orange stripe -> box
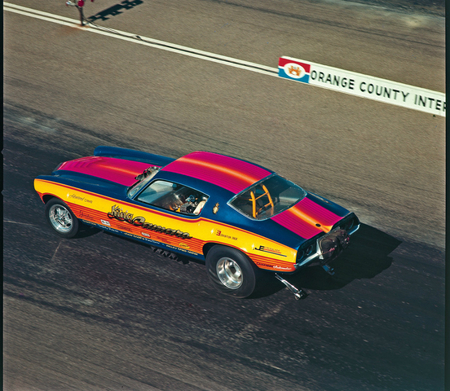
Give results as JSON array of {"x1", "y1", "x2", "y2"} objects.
[
  {"x1": 249, "y1": 253, "x2": 296, "y2": 271},
  {"x1": 289, "y1": 206, "x2": 333, "y2": 233},
  {"x1": 177, "y1": 156, "x2": 260, "y2": 185}
]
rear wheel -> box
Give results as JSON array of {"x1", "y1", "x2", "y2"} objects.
[
  {"x1": 206, "y1": 246, "x2": 259, "y2": 298},
  {"x1": 45, "y1": 198, "x2": 80, "y2": 238}
]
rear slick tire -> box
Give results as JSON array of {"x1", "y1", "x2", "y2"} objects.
[{"x1": 206, "y1": 245, "x2": 259, "y2": 298}]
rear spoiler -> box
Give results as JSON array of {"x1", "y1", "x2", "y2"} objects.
[{"x1": 94, "y1": 146, "x2": 175, "y2": 167}]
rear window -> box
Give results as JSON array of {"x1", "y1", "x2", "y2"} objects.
[{"x1": 229, "y1": 174, "x2": 306, "y2": 220}]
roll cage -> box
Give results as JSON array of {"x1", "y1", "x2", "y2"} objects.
[{"x1": 228, "y1": 174, "x2": 307, "y2": 221}]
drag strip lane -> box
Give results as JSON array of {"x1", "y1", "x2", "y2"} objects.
[
  {"x1": 3, "y1": 99, "x2": 445, "y2": 391},
  {"x1": 4, "y1": 2, "x2": 278, "y2": 77}
]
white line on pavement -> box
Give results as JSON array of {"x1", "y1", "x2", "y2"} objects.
[{"x1": 4, "y1": 2, "x2": 278, "y2": 77}]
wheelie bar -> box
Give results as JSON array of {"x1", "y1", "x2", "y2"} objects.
[{"x1": 275, "y1": 274, "x2": 307, "y2": 300}]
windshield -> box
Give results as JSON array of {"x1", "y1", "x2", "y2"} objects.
[
  {"x1": 229, "y1": 174, "x2": 306, "y2": 220},
  {"x1": 127, "y1": 166, "x2": 160, "y2": 198}
]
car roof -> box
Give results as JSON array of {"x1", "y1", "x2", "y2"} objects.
[{"x1": 160, "y1": 151, "x2": 273, "y2": 194}]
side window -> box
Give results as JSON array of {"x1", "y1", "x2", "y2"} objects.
[{"x1": 137, "y1": 180, "x2": 209, "y2": 215}]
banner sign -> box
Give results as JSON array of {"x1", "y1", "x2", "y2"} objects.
[{"x1": 278, "y1": 56, "x2": 445, "y2": 117}]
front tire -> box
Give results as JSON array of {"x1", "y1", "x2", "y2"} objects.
[
  {"x1": 206, "y1": 246, "x2": 259, "y2": 298},
  {"x1": 45, "y1": 198, "x2": 80, "y2": 238}
]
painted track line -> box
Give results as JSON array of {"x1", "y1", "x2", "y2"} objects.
[{"x1": 4, "y1": 2, "x2": 278, "y2": 77}]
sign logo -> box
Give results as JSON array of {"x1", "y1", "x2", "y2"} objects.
[
  {"x1": 285, "y1": 63, "x2": 306, "y2": 79},
  {"x1": 278, "y1": 57, "x2": 311, "y2": 83}
]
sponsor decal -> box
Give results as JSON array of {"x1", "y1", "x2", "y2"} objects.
[
  {"x1": 215, "y1": 229, "x2": 237, "y2": 240},
  {"x1": 254, "y1": 245, "x2": 286, "y2": 257},
  {"x1": 179, "y1": 243, "x2": 190, "y2": 249},
  {"x1": 107, "y1": 204, "x2": 192, "y2": 239},
  {"x1": 254, "y1": 262, "x2": 293, "y2": 271},
  {"x1": 100, "y1": 219, "x2": 111, "y2": 226},
  {"x1": 255, "y1": 262, "x2": 273, "y2": 268},
  {"x1": 141, "y1": 232, "x2": 150, "y2": 238},
  {"x1": 79, "y1": 210, "x2": 94, "y2": 220},
  {"x1": 278, "y1": 56, "x2": 446, "y2": 117},
  {"x1": 273, "y1": 265, "x2": 292, "y2": 270},
  {"x1": 67, "y1": 193, "x2": 93, "y2": 203}
]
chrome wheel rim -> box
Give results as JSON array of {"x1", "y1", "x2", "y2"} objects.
[
  {"x1": 49, "y1": 204, "x2": 73, "y2": 233},
  {"x1": 216, "y1": 257, "x2": 243, "y2": 289}
]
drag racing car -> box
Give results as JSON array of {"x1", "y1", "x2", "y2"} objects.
[{"x1": 34, "y1": 147, "x2": 360, "y2": 299}]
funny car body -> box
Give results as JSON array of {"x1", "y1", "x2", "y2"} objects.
[{"x1": 34, "y1": 147, "x2": 360, "y2": 299}]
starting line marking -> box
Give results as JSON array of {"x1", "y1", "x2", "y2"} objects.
[{"x1": 4, "y1": 2, "x2": 445, "y2": 116}]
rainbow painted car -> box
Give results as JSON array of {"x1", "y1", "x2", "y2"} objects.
[{"x1": 34, "y1": 147, "x2": 360, "y2": 298}]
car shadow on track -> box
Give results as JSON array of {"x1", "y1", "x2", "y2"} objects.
[
  {"x1": 86, "y1": 223, "x2": 400, "y2": 300},
  {"x1": 252, "y1": 223, "x2": 401, "y2": 299},
  {"x1": 76, "y1": 224, "x2": 103, "y2": 238},
  {"x1": 87, "y1": 0, "x2": 143, "y2": 22}
]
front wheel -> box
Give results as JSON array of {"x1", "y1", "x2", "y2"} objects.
[
  {"x1": 206, "y1": 246, "x2": 259, "y2": 298},
  {"x1": 45, "y1": 198, "x2": 80, "y2": 238}
]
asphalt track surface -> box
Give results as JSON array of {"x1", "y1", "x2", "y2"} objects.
[{"x1": 3, "y1": 1, "x2": 445, "y2": 390}]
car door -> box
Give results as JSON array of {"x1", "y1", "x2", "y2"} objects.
[{"x1": 118, "y1": 179, "x2": 209, "y2": 256}]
